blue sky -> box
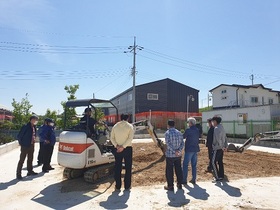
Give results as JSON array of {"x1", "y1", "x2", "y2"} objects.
[{"x1": 0, "y1": 0, "x2": 279, "y2": 115}]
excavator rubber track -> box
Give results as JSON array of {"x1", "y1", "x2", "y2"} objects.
[
  {"x1": 63, "y1": 167, "x2": 84, "y2": 179},
  {"x1": 84, "y1": 162, "x2": 115, "y2": 183}
]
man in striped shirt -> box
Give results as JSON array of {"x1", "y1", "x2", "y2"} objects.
[{"x1": 164, "y1": 119, "x2": 184, "y2": 191}]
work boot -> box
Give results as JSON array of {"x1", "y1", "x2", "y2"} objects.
[
  {"x1": 164, "y1": 186, "x2": 174, "y2": 191},
  {"x1": 27, "y1": 171, "x2": 38, "y2": 176},
  {"x1": 189, "y1": 179, "x2": 196, "y2": 185}
]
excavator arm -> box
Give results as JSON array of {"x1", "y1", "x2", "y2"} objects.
[
  {"x1": 133, "y1": 120, "x2": 166, "y2": 155},
  {"x1": 227, "y1": 133, "x2": 264, "y2": 153}
]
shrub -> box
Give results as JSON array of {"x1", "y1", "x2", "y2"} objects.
[{"x1": 0, "y1": 133, "x2": 14, "y2": 145}]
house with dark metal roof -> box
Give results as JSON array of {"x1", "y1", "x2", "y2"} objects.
[{"x1": 109, "y1": 78, "x2": 199, "y2": 115}]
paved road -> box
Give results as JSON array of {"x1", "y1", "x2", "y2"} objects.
[{"x1": 0, "y1": 141, "x2": 279, "y2": 210}]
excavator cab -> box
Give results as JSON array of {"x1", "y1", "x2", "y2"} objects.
[{"x1": 58, "y1": 99, "x2": 118, "y2": 182}]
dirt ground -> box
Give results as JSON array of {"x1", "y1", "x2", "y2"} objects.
[
  {"x1": 59, "y1": 142, "x2": 280, "y2": 193},
  {"x1": 131, "y1": 142, "x2": 280, "y2": 186}
]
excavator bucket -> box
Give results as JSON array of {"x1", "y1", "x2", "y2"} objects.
[{"x1": 227, "y1": 133, "x2": 264, "y2": 153}]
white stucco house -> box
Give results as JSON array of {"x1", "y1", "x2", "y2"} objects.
[
  {"x1": 202, "y1": 84, "x2": 280, "y2": 137},
  {"x1": 209, "y1": 84, "x2": 280, "y2": 109}
]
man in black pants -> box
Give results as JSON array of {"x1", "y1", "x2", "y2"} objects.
[
  {"x1": 205, "y1": 118, "x2": 214, "y2": 172},
  {"x1": 211, "y1": 116, "x2": 228, "y2": 182},
  {"x1": 164, "y1": 119, "x2": 184, "y2": 191},
  {"x1": 39, "y1": 118, "x2": 56, "y2": 173},
  {"x1": 16, "y1": 115, "x2": 39, "y2": 180},
  {"x1": 110, "y1": 114, "x2": 134, "y2": 191},
  {"x1": 37, "y1": 118, "x2": 48, "y2": 166}
]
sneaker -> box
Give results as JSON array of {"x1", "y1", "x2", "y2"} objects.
[
  {"x1": 164, "y1": 186, "x2": 174, "y2": 191},
  {"x1": 17, "y1": 174, "x2": 23, "y2": 180},
  {"x1": 27, "y1": 171, "x2": 38, "y2": 176},
  {"x1": 212, "y1": 178, "x2": 223, "y2": 183},
  {"x1": 189, "y1": 180, "x2": 196, "y2": 184},
  {"x1": 42, "y1": 169, "x2": 49, "y2": 173},
  {"x1": 177, "y1": 184, "x2": 182, "y2": 189}
]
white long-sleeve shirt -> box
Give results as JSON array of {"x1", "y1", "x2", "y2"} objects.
[{"x1": 110, "y1": 121, "x2": 134, "y2": 148}]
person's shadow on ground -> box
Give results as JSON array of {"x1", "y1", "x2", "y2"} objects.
[
  {"x1": 215, "y1": 180, "x2": 242, "y2": 197},
  {"x1": 99, "y1": 190, "x2": 131, "y2": 209},
  {"x1": 0, "y1": 178, "x2": 19, "y2": 190},
  {"x1": 0, "y1": 172, "x2": 44, "y2": 190},
  {"x1": 185, "y1": 183, "x2": 209, "y2": 200},
  {"x1": 167, "y1": 189, "x2": 190, "y2": 208}
]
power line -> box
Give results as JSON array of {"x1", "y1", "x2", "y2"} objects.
[
  {"x1": 138, "y1": 54, "x2": 249, "y2": 79},
  {"x1": 143, "y1": 48, "x2": 248, "y2": 75},
  {"x1": 0, "y1": 26, "x2": 133, "y2": 39},
  {"x1": 0, "y1": 41, "x2": 127, "y2": 49},
  {"x1": 142, "y1": 48, "x2": 280, "y2": 81},
  {"x1": 0, "y1": 42, "x2": 127, "y2": 54},
  {"x1": 0, "y1": 68, "x2": 129, "y2": 80}
]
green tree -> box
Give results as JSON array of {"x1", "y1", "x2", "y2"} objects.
[
  {"x1": 0, "y1": 120, "x2": 14, "y2": 130},
  {"x1": 11, "y1": 93, "x2": 33, "y2": 129},
  {"x1": 44, "y1": 109, "x2": 58, "y2": 121},
  {"x1": 59, "y1": 85, "x2": 79, "y2": 129}
]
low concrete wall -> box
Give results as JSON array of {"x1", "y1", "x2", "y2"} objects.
[{"x1": 0, "y1": 141, "x2": 19, "y2": 156}]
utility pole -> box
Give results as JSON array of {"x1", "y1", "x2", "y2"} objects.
[
  {"x1": 250, "y1": 74, "x2": 254, "y2": 85},
  {"x1": 132, "y1": 37, "x2": 136, "y2": 123},
  {"x1": 125, "y1": 36, "x2": 143, "y2": 122}
]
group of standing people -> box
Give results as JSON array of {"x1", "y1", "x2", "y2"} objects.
[
  {"x1": 15, "y1": 112, "x2": 226, "y2": 192},
  {"x1": 16, "y1": 115, "x2": 56, "y2": 180},
  {"x1": 164, "y1": 116, "x2": 228, "y2": 190}
]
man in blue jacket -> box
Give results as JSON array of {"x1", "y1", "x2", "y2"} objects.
[
  {"x1": 16, "y1": 115, "x2": 39, "y2": 180},
  {"x1": 182, "y1": 117, "x2": 200, "y2": 185},
  {"x1": 37, "y1": 118, "x2": 48, "y2": 166},
  {"x1": 39, "y1": 118, "x2": 56, "y2": 173}
]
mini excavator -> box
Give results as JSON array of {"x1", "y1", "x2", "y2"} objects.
[
  {"x1": 57, "y1": 98, "x2": 166, "y2": 183},
  {"x1": 227, "y1": 133, "x2": 264, "y2": 153}
]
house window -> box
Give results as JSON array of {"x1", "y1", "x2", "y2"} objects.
[
  {"x1": 147, "y1": 93, "x2": 158, "y2": 100},
  {"x1": 221, "y1": 96, "x2": 227, "y2": 100},
  {"x1": 221, "y1": 89, "x2": 227, "y2": 94},
  {"x1": 251, "y1": 96, "x2": 258, "y2": 103},
  {"x1": 268, "y1": 98, "x2": 273, "y2": 104},
  {"x1": 128, "y1": 94, "x2": 132, "y2": 101},
  {"x1": 117, "y1": 99, "x2": 120, "y2": 105}
]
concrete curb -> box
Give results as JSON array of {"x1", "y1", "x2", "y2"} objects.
[{"x1": 0, "y1": 140, "x2": 19, "y2": 156}]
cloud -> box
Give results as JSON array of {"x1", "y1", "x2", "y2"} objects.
[{"x1": 0, "y1": 0, "x2": 62, "y2": 64}]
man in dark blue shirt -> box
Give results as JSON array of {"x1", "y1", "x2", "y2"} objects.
[
  {"x1": 39, "y1": 118, "x2": 56, "y2": 173},
  {"x1": 182, "y1": 117, "x2": 200, "y2": 184},
  {"x1": 206, "y1": 118, "x2": 214, "y2": 172}
]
